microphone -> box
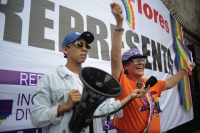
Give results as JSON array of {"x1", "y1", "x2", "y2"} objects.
[{"x1": 145, "y1": 76, "x2": 158, "y2": 88}]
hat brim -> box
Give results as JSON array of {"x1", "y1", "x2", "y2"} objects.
[{"x1": 131, "y1": 54, "x2": 147, "y2": 59}]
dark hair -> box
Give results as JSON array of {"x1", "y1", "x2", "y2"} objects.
[
  {"x1": 63, "y1": 45, "x2": 70, "y2": 58},
  {"x1": 123, "y1": 61, "x2": 130, "y2": 75},
  {"x1": 124, "y1": 69, "x2": 129, "y2": 75}
]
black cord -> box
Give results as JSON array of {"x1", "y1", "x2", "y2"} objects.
[{"x1": 92, "y1": 93, "x2": 139, "y2": 118}]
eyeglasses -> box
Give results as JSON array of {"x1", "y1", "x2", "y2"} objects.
[
  {"x1": 132, "y1": 58, "x2": 147, "y2": 64},
  {"x1": 69, "y1": 41, "x2": 92, "y2": 50}
]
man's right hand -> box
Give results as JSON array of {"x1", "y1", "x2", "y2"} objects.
[
  {"x1": 57, "y1": 89, "x2": 82, "y2": 117},
  {"x1": 65, "y1": 89, "x2": 82, "y2": 111}
]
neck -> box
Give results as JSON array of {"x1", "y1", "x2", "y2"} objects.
[
  {"x1": 127, "y1": 75, "x2": 141, "y2": 83},
  {"x1": 65, "y1": 63, "x2": 82, "y2": 74}
]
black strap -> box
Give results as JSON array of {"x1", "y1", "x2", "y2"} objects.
[{"x1": 89, "y1": 120, "x2": 93, "y2": 133}]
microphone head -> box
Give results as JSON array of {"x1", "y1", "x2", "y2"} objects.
[{"x1": 145, "y1": 76, "x2": 157, "y2": 87}]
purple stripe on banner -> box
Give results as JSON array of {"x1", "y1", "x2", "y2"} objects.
[
  {"x1": 1, "y1": 128, "x2": 42, "y2": 133},
  {"x1": 102, "y1": 119, "x2": 115, "y2": 131},
  {"x1": 0, "y1": 69, "x2": 43, "y2": 86}
]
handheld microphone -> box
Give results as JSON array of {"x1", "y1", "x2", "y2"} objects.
[{"x1": 145, "y1": 76, "x2": 158, "y2": 88}]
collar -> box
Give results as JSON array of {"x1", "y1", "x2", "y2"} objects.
[{"x1": 57, "y1": 65, "x2": 70, "y2": 78}]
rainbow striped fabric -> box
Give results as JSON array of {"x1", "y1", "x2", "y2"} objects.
[
  {"x1": 171, "y1": 15, "x2": 192, "y2": 111},
  {"x1": 142, "y1": 91, "x2": 153, "y2": 133},
  {"x1": 121, "y1": 0, "x2": 135, "y2": 30}
]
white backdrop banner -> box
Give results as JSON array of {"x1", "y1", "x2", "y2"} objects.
[{"x1": 0, "y1": 0, "x2": 193, "y2": 132}]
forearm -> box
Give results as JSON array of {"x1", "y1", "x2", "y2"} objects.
[
  {"x1": 57, "y1": 103, "x2": 70, "y2": 117},
  {"x1": 165, "y1": 68, "x2": 187, "y2": 90},
  {"x1": 111, "y1": 22, "x2": 123, "y2": 62},
  {"x1": 31, "y1": 101, "x2": 61, "y2": 127}
]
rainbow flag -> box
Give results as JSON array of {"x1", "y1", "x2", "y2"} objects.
[
  {"x1": 171, "y1": 15, "x2": 192, "y2": 111},
  {"x1": 121, "y1": 0, "x2": 135, "y2": 30}
]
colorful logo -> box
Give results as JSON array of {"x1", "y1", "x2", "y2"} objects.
[
  {"x1": 121, "y1": 0, "x2": 135, "y2": 30},
  {"x1": 0, "y1": 100, "x2": 13, "y2": 124}
]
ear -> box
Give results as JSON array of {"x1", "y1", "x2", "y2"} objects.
[{"x1": 62, "y1": 46, "x2": 69, "y2": 56}]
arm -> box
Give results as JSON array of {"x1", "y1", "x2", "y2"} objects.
[
  {"x1": 30, "y1": 76, "x2": 60, "y2": 127},
  {"x1": 110, "y1": 2, "x2": 124, "y2": 80},
  {"x1": 164, "y1": 62, "x2": 196, "y2": 91},
  {"x1": 30, "y1": 75, "x2": 81, "y2": 127},
  {"x1": 120, "y1": 88, "x2": 148, "y2": 105},
  {"x1": 99, "y1": 86, "x2": 150, "y2": 117}
]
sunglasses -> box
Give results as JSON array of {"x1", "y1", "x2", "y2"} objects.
[
  {"x1": 132, "y1": 58, "x2": 147, "y2": 64},
  {"x1": 69, "y1": 41, "x2": 92, "y2": 50}
]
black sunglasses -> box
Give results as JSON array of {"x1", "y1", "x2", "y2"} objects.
[{"x1": 69, "y1": 41, "x2": 92, "y2": 50}]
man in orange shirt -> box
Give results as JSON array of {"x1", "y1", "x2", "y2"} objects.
[{"x1": 110, "y1": 2, "x2": 196, "y2": 133}]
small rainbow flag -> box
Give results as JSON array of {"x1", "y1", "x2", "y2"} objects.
[
  {"x1": 121, "y1": 0, "x2": 135, "y2": 30},
  {"x1": 171, "y1": 15, "x2": 192, "y2": 111}
]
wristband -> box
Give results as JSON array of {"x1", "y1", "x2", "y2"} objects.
[
  {"x1": 182, "y1": 67, "x2": 189, "y2": 73},
  {"x1": 115, "y1": 27, "x2": 124, "y2": 32}
]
